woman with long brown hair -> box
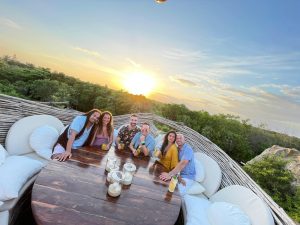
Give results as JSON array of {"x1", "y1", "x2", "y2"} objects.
[
  {"x1": 52, "y1": 109, "x2": 101, "y2": 161},
  {"x1": 158, "y1": 130, "x2": 178, "y2": 171},
  {"x1": 89, "y1": 111, "x2": 114, "y2": 150}
]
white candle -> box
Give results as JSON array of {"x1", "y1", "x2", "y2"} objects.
[{"x1": 108, "y1": 182, "x2": 121, "y2": 197}]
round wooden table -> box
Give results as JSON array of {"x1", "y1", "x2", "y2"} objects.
[{"x1": 31, "y1": 146, "x2": 182, "y2": 225}]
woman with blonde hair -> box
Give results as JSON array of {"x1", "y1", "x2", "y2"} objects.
[{"x1": 89, "y1": 111, "x2": 114, "y2": 150}]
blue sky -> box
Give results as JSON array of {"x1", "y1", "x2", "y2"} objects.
[{"x1": 1, "y1": 0, "x2": 300, "y2": 137}]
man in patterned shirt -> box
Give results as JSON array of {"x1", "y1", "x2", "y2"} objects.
[{"x1": 116, "y1": 114, "x2": 141, "y2": 150}]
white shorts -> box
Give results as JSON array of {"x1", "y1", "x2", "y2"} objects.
[
  {"x1": 52, "y1": 144, "x2": 66, "y2": 155},
  {"x1": 178, "y1": 178, "x2": 194, "y2": 196}
]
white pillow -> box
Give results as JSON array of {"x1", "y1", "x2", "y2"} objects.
[
  {"x1": 60, "y1": 125, "x2": 68, "y2": 135},
  {"x1": 207, "y1": 202, "x2": 251, "y2": 225},
  {"x1": 0, "y1": 156, "x2": 43, "y2": 201},
  {"x1": 184, "y1": 194, "x2": 211, "y2": 225},
  {"x1": 29, "y1": 125, "x2": 59, "y2": 160},
  {"x1": 155, "y1": 133, "x2": 165, "y2": 150},
  {"x1": 0, "y1": 144, "x2": 7, "y2": 166},
  {"x1": 194, "y1": 158, "x2": 205, "y2": 182},
  {"x1": 187, "y1": 181, "x2": 206, "y2": 195},
  {"x1": 0, "y1": 200, "x2": 3, "y2": 206},
  {"x1": 113, "y1": 128, "x2": 118, "y2": 146}
]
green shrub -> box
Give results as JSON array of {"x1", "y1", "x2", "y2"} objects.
[{"x1": 244, "y1": 155, "x2": 300, "y2": 222}]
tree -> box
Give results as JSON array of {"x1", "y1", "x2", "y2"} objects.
[{"x1": 244, "y1": 155, "x2": 300, "y2": 222}]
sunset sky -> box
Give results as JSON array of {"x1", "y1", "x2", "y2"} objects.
[{"x1": 1, "y1": 0, "x2": 300, "y2": 137}]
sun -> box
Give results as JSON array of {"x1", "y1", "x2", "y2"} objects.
[{"x1": 123, "y1": 72, "x2": 155, "y2": 96}]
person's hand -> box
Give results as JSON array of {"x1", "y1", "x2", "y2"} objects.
[
  {"x1": 159, "y1": 172, "x2": 171, "y2": 181},
  {"x1": 178, "y1": 176, "x2": 186, "y2": 186},
  {"x1": 132, "y1": 149, "x2": 138, "y2": 157},
  {"x1": 117, "y1": 144, "x2": 121, "y2": 150},
  {"x1": 57, "y1": 151, "x2": 72, "y2": 162}
]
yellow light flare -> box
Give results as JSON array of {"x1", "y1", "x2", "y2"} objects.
[{"x1": 123, "y1": 72, "x2": 155, "y2": 96}]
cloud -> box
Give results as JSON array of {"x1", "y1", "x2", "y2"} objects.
[
  {"x1": 72, "y1": 46, "x2": 102, "y2": 58},
  {"x1": 248, "y1": 83, "x2": 300, "y2": 103},
  {"x1": 126, "y1": 58, "x2": 141, "y2": 68},
  {"x1": 163, "y1": 48, "x2": 207, "y2": 62},
  {"x1": 162, "y1": 72, "x2": 300, "y2": 137},
  {"x1": 170, "y1": 76, "x2": 197, "y2": 87},
  {"x1": 214, "y1": 52, "x2": 300, "y2": 71},
  {"x1": 0, "y1": 17, "x2": 21, "y2": 30}
]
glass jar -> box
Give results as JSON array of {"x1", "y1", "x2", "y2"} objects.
[
  {"x1": 106, "y1": 166, "x2": 120, "y2": 183},
  {"x1": 122, "y1": 162, "x2": 136, "y2": 185},
  {"x1": 105, "y1": 156, "x2": 117, "y2": 172},
  {"x1": 108, "y1": 171, "x2": 123, "y2": 197}
]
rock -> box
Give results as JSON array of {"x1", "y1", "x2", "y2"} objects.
[{"x1": 247, "y1": 145, "x2": 300, "y2": 186}]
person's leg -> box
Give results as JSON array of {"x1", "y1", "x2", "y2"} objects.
[
  {"x1": 178, "y1": 178, "x2": 194, "y2": 196},
  {"x1": 51, "y1": 144, "x2": 65, "y2": 159}
]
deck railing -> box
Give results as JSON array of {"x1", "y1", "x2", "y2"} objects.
[{"x1": 0, "y1": 94, "x2": 296, "y2": 225}]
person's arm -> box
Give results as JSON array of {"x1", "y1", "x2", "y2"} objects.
[
  {"x1": 58, "y1": 130, "x2": 77, "y2": 161},
  {"x1": 159, "y1": 159, "x2": 189, "y2": 181},
  {"x1": 141, "y1": 137, "x2": 155, "y2": 156},
  {"x1": 129, "y1": 141, "x2": 139, "y2": 156},
  {"x1": 141, "y1": 143, "x2": 149, "y2": 156},
  {"x1": 130, "y1": 133, "x2": 142, "y2": 156},
  {"x1": 129, "y1": 141, "x2": 134, "y2": 152}
]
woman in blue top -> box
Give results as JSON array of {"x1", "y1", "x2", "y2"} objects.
[{"x1": 52, "y1": 109, "x2": 101, "y2": 161}]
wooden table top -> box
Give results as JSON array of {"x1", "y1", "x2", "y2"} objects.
[{"x1": 31, "y1": 146, "x2": 182, "y2": 225}]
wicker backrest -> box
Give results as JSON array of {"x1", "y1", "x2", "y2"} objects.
[{"x1": 0, "y1": 94, "x2": 295, "y2": 225}]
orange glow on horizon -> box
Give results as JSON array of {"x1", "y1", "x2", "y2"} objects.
[{"x1": 123, "y1": 72, "x2": 155, "y2": 96}]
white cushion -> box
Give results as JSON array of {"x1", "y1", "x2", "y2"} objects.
[
  {"x1": 0, "y1": 210, "x2": 9, "y2": 225},
  {"x1": 184, "y1": 194, "x2": 211, "y2": 225},
  {"x1": 0, "y1": 144, "x2": 6, "y2": 166},
  {"x1": 210, "y1": 185, "x2": 274, "y2": 225},
  {"x1": 194, "y1": 158, "x2": 205, "y2": 182},
  {"x1": 23, "y1": 152, "x2": 48, "y2": 165},
  {"x1": 60, "y1": 125, "x2": 68, "y2": 135},
  {"x1": 207, "y1": 202, "x2": 251, "y2": 225},
  {"x1": 194, "y1": 152, "x2": 222, "y2": 197},
  {"x1": 5, "y1": 115, "x2": 64, "y2": 155},
  {"x1": 187, "y1": 181, "x2": 206, "y2": 195},
  {"x1": 0, "y1": 201, "x2": 3, "y2": 206},
  {"x1": 154, "y1": 133, "x2": 165, "y2": 149},
  {"x1": 113, "y1": 128, "x2": 118, "y2": 146},
  {"x1": 0, "y1": 156, "x2": 43, "y2": 201},
  {"x1": 29, "y1": 125, "x2": 59, "y2": 160}
]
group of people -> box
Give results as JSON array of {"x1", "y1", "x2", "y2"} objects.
[{"x1": 52, "y1": 111, "x2": 196, "y2": 195}]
